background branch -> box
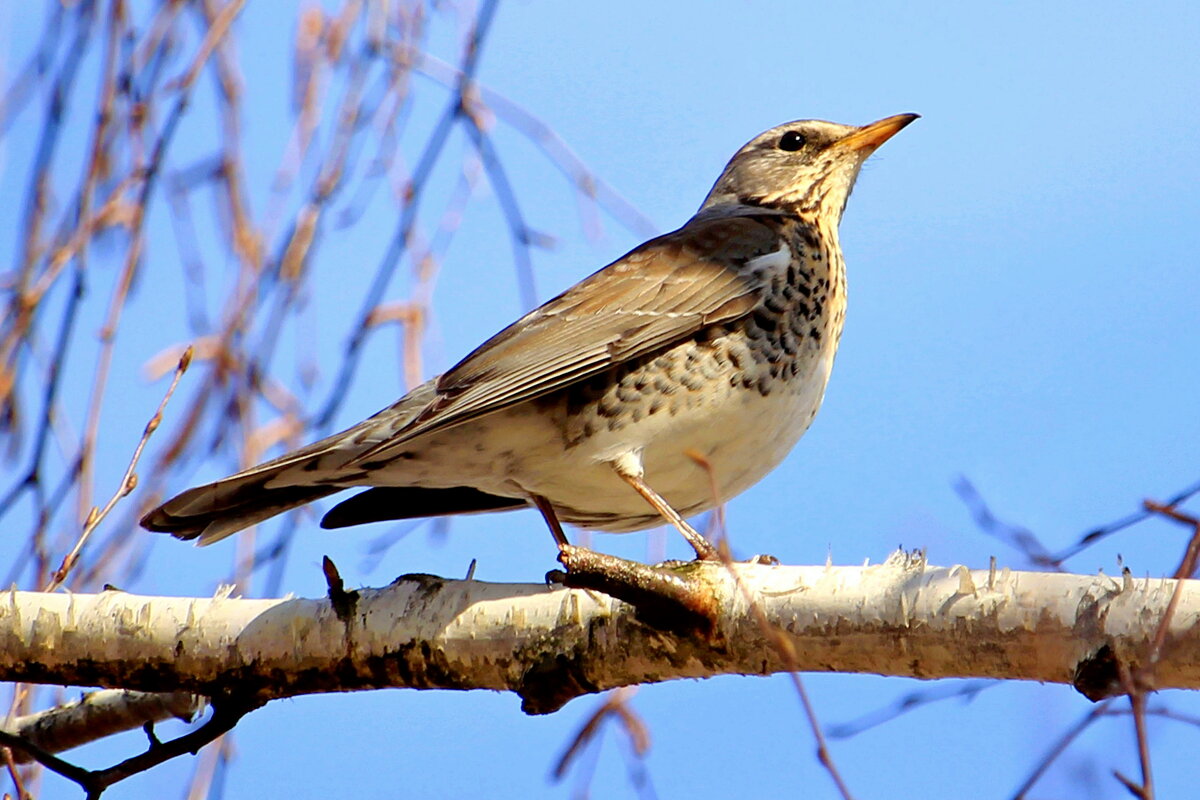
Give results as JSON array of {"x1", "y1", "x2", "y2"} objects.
[{"x1": 2, "y1": 690, "x2": 204, "y2": 765}]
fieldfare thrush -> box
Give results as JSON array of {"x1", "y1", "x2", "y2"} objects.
[{"x1": 142, "y1": 113, "x2": 918, "y2": 562}]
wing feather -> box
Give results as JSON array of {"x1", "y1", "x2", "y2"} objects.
[{"x1": 350, "y1": 214, "x2": 785, "y2": 465}]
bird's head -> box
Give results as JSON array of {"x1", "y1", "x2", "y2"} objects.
[{"x1": 700, "y1": 113, "x2": 918, "y2": 220}]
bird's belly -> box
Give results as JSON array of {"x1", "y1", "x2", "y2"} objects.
[
  {"x1": 365, "y1": 341, "x2": 836, "y2": 532},
  {"x1": 575, "y1": 363, "x2": 830, "y2": 527},
  {"x1": 530, "y1": 341, "x2": 836, "y2": 531}
]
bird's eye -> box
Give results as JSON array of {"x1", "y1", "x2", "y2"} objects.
[{"x1": 778, "y1": 131, "x2": 806, "y2": 151}]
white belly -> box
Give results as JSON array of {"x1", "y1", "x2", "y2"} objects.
[
  {"x1": 445, "y1": 346, "x2": 837, "y2": 531},
  {"x1": 356, "y1": 337, "x2": 838, "y2": 532}
]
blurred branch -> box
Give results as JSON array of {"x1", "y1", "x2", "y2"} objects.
[
  {"x1": 2, "y1": 690, "x2": 204, "y2": 766},
  {"x1": 0, "y1": 696, "x2": 256, "y2": 800},
  {"x1": 955, "y1": 475, "x2": 1200, "y2": 569},
  {"x1": 410, "y1": 49, "x2": 658, "y2": 240},
  {"x1": 313, "y1": 0, "x2": 501, "y2": 430},
  {"x1": 552, "y1": 687, "x2": 650, "y2": 792}
]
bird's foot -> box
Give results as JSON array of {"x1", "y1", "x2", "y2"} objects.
[
  {"x1": 651, "y1": 558, "x2": 696, "y2": 570},
  {"x1": 654, "y1": 552, "x2": 779, "y2": 568}
]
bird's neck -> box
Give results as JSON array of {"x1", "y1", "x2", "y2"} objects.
[
  {"x1": 695, "y1": 200, "x2": 848, "y2": 322},
  {"x1": 792, "y1": 212, "x2": 848, "y2": 349}
]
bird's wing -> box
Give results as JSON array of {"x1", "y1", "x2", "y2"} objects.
[{"x1": 350, "y1": 213, "x2": 787, "y2": 465}]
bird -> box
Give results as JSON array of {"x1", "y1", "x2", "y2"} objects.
[{"x1": 142, "y1": 113, "x2": 917, "y2": 562}]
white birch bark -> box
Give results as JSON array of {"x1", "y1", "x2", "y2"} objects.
[{"x1": 2, "y1": 553, "x2": 1196, "y2": 719}]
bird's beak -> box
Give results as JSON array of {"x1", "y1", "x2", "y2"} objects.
[{"x1": 838, "y1": 113, "x2": 920, "y2": 153}]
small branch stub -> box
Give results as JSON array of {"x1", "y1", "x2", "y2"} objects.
[{"x1": 322, "y1": 555, "x2": 359, "y2": 623}]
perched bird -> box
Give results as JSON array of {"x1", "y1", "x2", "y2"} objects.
[{"x1": 142, "y1": 113, "x2": 917, "y2": 560}]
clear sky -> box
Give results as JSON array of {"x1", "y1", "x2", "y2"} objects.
[{"x1": 3, "y1": 1, "x2": 1200, "y2": 798}]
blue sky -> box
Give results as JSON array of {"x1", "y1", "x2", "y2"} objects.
[{"x1": 3, "y1": 1, "x2": 1200, "y2": 797}]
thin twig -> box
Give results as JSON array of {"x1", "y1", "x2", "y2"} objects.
[
  {"x1": 461, "y1": 112, "x2": 541, "y2": 310},
  {"x1": 1010, "y1": 700, "x2": 1114, "y2": 800},
  {"x1": 46, "y1": 347, "x2": 191, "y2": 591},
  {"x1": 315, "y1": 0, "x2": 500, "y2": 430},
  {"x1": 685, "y1": 448, "x2": 853, "y2": 797},
  {"x1": 1142, "y1": 500, "x2": 1200, "y2": 666},
  {"x1": 1116, "y1": 660, "x2": 1153, "y2": 800},
  {"x1": 722, "y1": 548, "x2": 855, "y2": 800},
  {"x1": 552, "y1": 686, "x2": 644, "y2": 781}
]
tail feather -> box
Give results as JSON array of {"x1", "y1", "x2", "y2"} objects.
[
  {"x1": 140, "y1": 381, "x2": 496, "y2": 544},
  {"x1": 141, "y1": 471, "x2": 340, "y2": 545},
  {"x1": 321, "y1": 486, "x2": 527, "y2": 529},
  {"x1": 139, "y1": 390, "x2": 432, "y2": 544}
]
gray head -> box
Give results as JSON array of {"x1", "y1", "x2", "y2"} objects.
[{"x1": 701, "y1": 113, "x2": 918, "y2": 220}]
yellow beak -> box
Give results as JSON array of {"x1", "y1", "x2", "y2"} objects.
[{"x1": 838, "y1": 113, "x2": 920, "y2": 153}]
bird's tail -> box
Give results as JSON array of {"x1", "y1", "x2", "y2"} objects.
[
  {"x1": 139, "y1": 417, "x2": 376, "y2": 545},
  {"x1": 140, "y1": 464, "x2": 341, "y2": 546},
  {"x1": 142, "y1": 383, "x2": 438, "y2": 545}
]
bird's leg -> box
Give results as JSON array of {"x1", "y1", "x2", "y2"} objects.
[
  {"x1": 530, "y1": 494, "x2": 570, "y2": 549},
  {"x1": 610, "y1": 460, "x2": 719, "y2": 561},
  {"x1": 536, "y1": 485, "x2": 719, "y2": 635}
]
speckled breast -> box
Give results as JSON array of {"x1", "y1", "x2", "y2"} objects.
[{"x1": 551, "y1": 219, "x2": 847, "y2": 527}]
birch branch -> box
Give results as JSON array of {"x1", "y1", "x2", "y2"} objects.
[
  {"x1": 3, "y1": 552, "x2": 1198, "y2": 718},
  {"x1": 2, "y1": 690, "x2": 204, "y2": 764}
]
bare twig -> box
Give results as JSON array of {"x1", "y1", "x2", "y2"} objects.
[
  {"x1": 687, "y1": 447, "x2": 852, "y2": 798},
  {"x1": 552, "y1": 687, "x2": 648, "y2": 782},
  {"x1": 717, "y1": 543, "x2": 856, "y2": 800},
  {"x1": 826, "y1": 680, "x2": 994, "y2": 739},
  {"x1": 1142, "y1": 500, "x2": 1200, "y2": 666},
  {"x1": 314, "y1": 0, "x2": 501, "y2": 430},
  {"x1": 46, "y1": 346, "x2": 191, "y2": 591},
  {"x1": 1011, "y1": 700, "x2": 1115, "y2": 800},
  {"x1": 1116, "y1": 659, "x2": 1153, "y2": 800},
  {"x1": 954, "y1": 477, "x2": 1059, "y2": 568}
]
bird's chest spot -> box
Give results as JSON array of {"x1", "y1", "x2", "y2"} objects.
[
  {"x1": 739, "y1": 245, "x2": 844, "y2": 384},
  {"x1": 556, "y1": 225, "x2": 844, "y2": 450},
  {"x1": 557, "y1": 339, "x2": 738, "y2": 446}
]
